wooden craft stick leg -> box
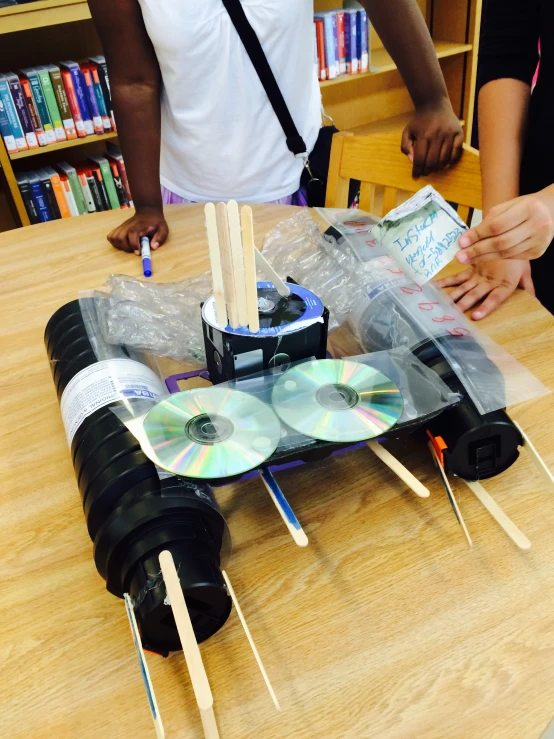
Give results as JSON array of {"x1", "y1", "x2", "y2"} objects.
[
  {"x1": 428, "y1": 442, "x2": 473, "y2": 548},
  {"x1": 513, "y1": 420, "x2": 554, "y2": 492},
  {"x1": 240, "y1": 205, "x2": 260, "y2": 333},
  {"x1": 462, "y1": 479, "x2": 531, "y2": 551},
  {"x1": 367, "y1": 439, "x2": 430, "y2": 498},
  {"x1": 259, "y1": 468, "x2": 308, "y2": 547},
  {"x1": 216, "y1": 202, "x2": 239, "y2": 328},
  {"x1": 159, "y1": 551, "x2": 219, "y2": 739},
  {"x1": 222, "y1": 571, "x2": 281, "y2": 711},
  {"x1": 204, "y1": 203, "x2": 227, "y2": 329},
  {"x1": 123, "y1": 594, "x2": 165, "y2": 739},
  {"x1": 227, "y1": 200, "x2": 248, "y2": 327},
  {"x1": 254, "y1": 249, "x2": 290, "y2": 297}
]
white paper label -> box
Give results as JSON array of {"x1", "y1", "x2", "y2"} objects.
[{"x1": 60, "y1": 359, "x2": 166, "y2": 446}]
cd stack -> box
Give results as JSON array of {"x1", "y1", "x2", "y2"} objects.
[{"x1": 45, "y1": 300, "x2": 232, "y2": 655}]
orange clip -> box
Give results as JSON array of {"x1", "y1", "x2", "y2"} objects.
[{"x1": 426, "y1": 430, "x2": 447, "y2": 467}]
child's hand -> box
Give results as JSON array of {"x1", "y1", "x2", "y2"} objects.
[
  {"x1": 107, "y1": 206, "x2": 169, "y2": 254},
  {"x1": 456, "y1": 187, "x2": 554, "y2": 264},
  {"x1": 436, "y1": 260, "x2": 534, "y2": 320},
  {"x1": 402, "y1": 99, "x2": 464, "y2": 178}
]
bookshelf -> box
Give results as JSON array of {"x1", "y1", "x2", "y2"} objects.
[{"x1": 0, "y1": 0, "x2": 481, "y2": 230}]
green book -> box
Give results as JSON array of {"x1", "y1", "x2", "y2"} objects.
[
  {"x1": 19, "y1": 68, "x2": 56, "y2": 145},
  {"x1": 35, "y1": 66, "x2": 65, "y2": 141},
  {"x1": 47, "y1": 64, "x2": 76, "y2": 139},
  {"x1": 57, "y1": 161, "x2": 87, "y2": 216},
  {"x1": 88, "y1": 155, "x2": 120, "y2": 210}
]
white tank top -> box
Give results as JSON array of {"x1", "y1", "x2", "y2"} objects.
[{"x1": 137, "y1": 0, "x2": 322, "y2": 202}]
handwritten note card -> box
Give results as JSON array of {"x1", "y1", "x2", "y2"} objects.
[{"x1": 374, "y1": 186, "x2": 468, "y2": 285}]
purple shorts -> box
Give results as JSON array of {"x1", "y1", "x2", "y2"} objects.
[{"x1": 161, "y1": 185, "x2": 308, "y2": 207}]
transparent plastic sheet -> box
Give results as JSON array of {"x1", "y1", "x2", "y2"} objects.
[
  {"x1": 262, "y1": 209, "x2": 550, "y2": 414},
  {"x1": 89, "y1": 273, "x2": 214, "y2": 363},
  {"x1": 110, "y1": 349, "x2": 458, "y2": 480}
]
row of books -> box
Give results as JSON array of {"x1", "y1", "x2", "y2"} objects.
[
  {"x1": 313, "y1": 8, "x2": 370, "y2": 81},
  {"x1": 0, "y1": 57, "x2": 114, "y2": 155},
  {"x1": 16, "y1": 144, "x2": 132, "y2": 224}
]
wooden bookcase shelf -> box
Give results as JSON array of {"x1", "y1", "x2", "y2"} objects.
[
  {"x1": 0, "y1": 0, "x2": 90, "y2": 35},
  {"x1": 9, "y1": 131, "x2": 118, "y2": 160},
  {"x1": 0, "y1": 0, "x2": 481, "y2": 230}
]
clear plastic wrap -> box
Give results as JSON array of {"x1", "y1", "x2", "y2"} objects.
[{"x1": 111, "y1": 349, "x2": 459, "y2": 480}]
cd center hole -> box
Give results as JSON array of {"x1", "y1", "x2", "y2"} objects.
[
  {"x1": 330, "y1": 390, "x2": 347, "y2": 403},
  {"x1": 201, "y1": 422, "x2": 218, "y2": 438}
]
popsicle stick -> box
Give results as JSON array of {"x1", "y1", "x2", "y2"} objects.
[
  {"x1": 221, "y1": 570, "x2": 281, "y2": 711},
  {"x1": 462, "y1": 479, "x2": 531, "y2": 550},
  {"x1": 205, "y1": 203, "x2": 227, "y2": 329},
  {"x1": 514, "y1": 420, "x2": 554, "y2": 492},
  {"x1": 240, "y1": 205, "x2": 260, "y2": 333},
  {"x1": 159, "y1": 551, "x2": 219, "y2": 739},
  {"x1": 227, "y1": 200, "x2": 248, "y2": 327},
  {"x1": 123, "y1": 594, "x2": 165, "y2": 739},
  {"x1": 254, "y1": 249, "x2": 290, "y2": 297},
  {"x1": 259, "y1": 468, "x2": 308, "y2": 547},
  {"x1": 367, "y1": 439, "x2": 430, "y2": 498},
  {"x1": 216, "y1": 202, "x2": 239, "y2": 329},
  {"x1": 428, "y1": 442, "x2": 473, "y2": 548}
]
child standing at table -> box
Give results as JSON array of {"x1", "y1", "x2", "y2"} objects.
[{"x1": 88, "y1": 0, "x2": 463, "y2": 255}]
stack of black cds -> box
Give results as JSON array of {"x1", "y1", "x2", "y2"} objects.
[{"x1": 45, "y1": 299, "x2": 232, "y2": 655}]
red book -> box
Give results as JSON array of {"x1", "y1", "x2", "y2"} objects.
[
  {"x1": 315, "y1": 19, "x2": 327, "y2": 81},
  {"x1": 336, "y1": 11, "x2": 346, "y2": 75},
  {"x1": 107, "y1": 153, "x2": 133, "y2": 208},
  {"x1": 20, "y1": 78, "x2": 47, "y2": 146},
  {"x1": 61, "y1": 70, "x2": 86, "y2": 138}
]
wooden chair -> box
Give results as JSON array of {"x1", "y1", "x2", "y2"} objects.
[{"x1": 325, "y1": 131, "x2": 482, "y2": 223}]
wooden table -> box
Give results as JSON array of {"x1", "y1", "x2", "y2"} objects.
[{"x1": 1, "y1": 204, "x2": 554, "y2": 739}]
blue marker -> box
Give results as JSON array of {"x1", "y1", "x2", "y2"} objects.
[{"x1": 140, "y1": 236, "x2": 152, "y2": 278}]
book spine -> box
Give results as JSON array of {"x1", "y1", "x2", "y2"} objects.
[
  {"x1": 359, "y1": 10, "x2": 369, "y2": 73},
  {"x1": 80, "y1": 67, "x2": 104, "y2": 134},
  {"x1": 109, "y1": 155, "x2": 133, "y2": 208},
  {"x1": 7, "y1": 74, "x2": 38, "y2": 149},
  {"x1": 109, "y1": 161, "x2": 129, "y2": 208},
  {"x1": 0, "y1": 77, "x2": 27, "y2": 151},
  {"x1": 91, "y1": 67, "x2": 112, "y2": 131},
  {"x1": 87, "y1": 173, "x2": 103, "y2": 212},
  {"x1": 49, "y1": 172, "x2": 71, "y2": 218},
  {"x1": 60, "y1": 70, "x2": 86, "y2": 138},
  {"x1": 98, "y1": 61, "x2": 115, "y2": 130},
  {"x1": 17, "y1": 176, "x2": 41, "y2": 224},
  {"x1": 336, "y1": 12, "x2": 346, "y2": 75},
  {"x1": 60, "y1": 166, "x2": 87, "y2": 214},
  {"x1": 315, "y1": 20, "x2": 327, "y2": 81},
  {"x1": 40, "y1": 174, "x2": 62, "y2": 219},
  {"x1": 69, "y1": 65, "x2": 94, "y2": 135},
  {"x1": 21, "y1": 78, "x2": 47, "y2": 146},
  {"x1": 350, "y1": 12, "x2": 359, "y2": 74},
  {"x1": 59, "y1": 175, "x2": 79, "y2": 216},
  {"x1": 49, "y1": 67, "x2": 77, "y2": 139},
  {"x1": 0, "y1": 97, "x2": 17, "y2": 153},
  {"x1": 92, "y1": 168, "x2": 110, "y2": 211},
  {"x1": 26, "y1": 71, "x2": 56, "y2": 144},
  {"x1": 29, "y1": 177, "x2": 53, "y2": 222},
  {"x1": 331, "y1": 14, "x2": 340, "y2": 78},
  {"x1": 95, "y1": 158, "x2": 119, "y2": 209},
  {"x1": 37, "y1": 68, "x2": 66, "y2": 141},
  {"x1": 78, "y1": 172, "x2": 97, "y2": 212},
  {"x1": 324, "y1": 15, "x2": 338, "y2": 80}
]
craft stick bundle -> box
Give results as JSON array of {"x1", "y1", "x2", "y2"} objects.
[{"x1": 205, "y1": 201, "x2": 290, "y2": 334}]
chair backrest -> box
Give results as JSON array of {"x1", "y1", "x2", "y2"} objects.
[{"x1": 325, "y1": 131, "x2": 482, "y2": 223}]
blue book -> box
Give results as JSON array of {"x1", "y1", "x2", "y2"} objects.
[
  {"x1": 0, "y1": 96, "x2": 17, "y2": 154},
  {"x1": 80, "y1": 65, "x2": 104, "y2": 134},
  {"x1": 357, "y1": 10, "x2": 369, "y2": 73},
  {"x1": 0, "y1": 74, "x2": 26, "y2": 151},
  {"x1": 60, "y1": 61, "x2": 94, "y2": 135},
  {"x1": 344, "y1": 10, "x2": 359, "y2": 74},
  {"x1": 20, "y1": 68, "x2": 57, "y2": 145},
  {"x1": 27, "y1": 171, "x2": 53, "y2": 222},
  {"x1": 315, "y1": 12, "x2": 338, "y2": 80}
]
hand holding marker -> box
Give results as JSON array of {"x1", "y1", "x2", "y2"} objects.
[{"x1": 140, "y1": 236, "x2": 152, "y2": 278}]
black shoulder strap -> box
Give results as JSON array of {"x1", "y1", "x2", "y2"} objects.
[{"x1": 220, "y1": 0, "x2": 308, "y2": 156}]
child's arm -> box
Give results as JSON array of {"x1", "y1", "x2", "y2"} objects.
[
  {"x1": 88, "y1": 0, "x2": 168, "y2": 253},
  {"x1": 360, "y1": 0, "x2": 463, "y2": 178}
]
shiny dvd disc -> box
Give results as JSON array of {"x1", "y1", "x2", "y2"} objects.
[
  {"x1": 141, "y1": 387, "x2": 281, "y2": 479},
  {"x1": 271, "y1": 359, "x2": 403, "y2": 443}
]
